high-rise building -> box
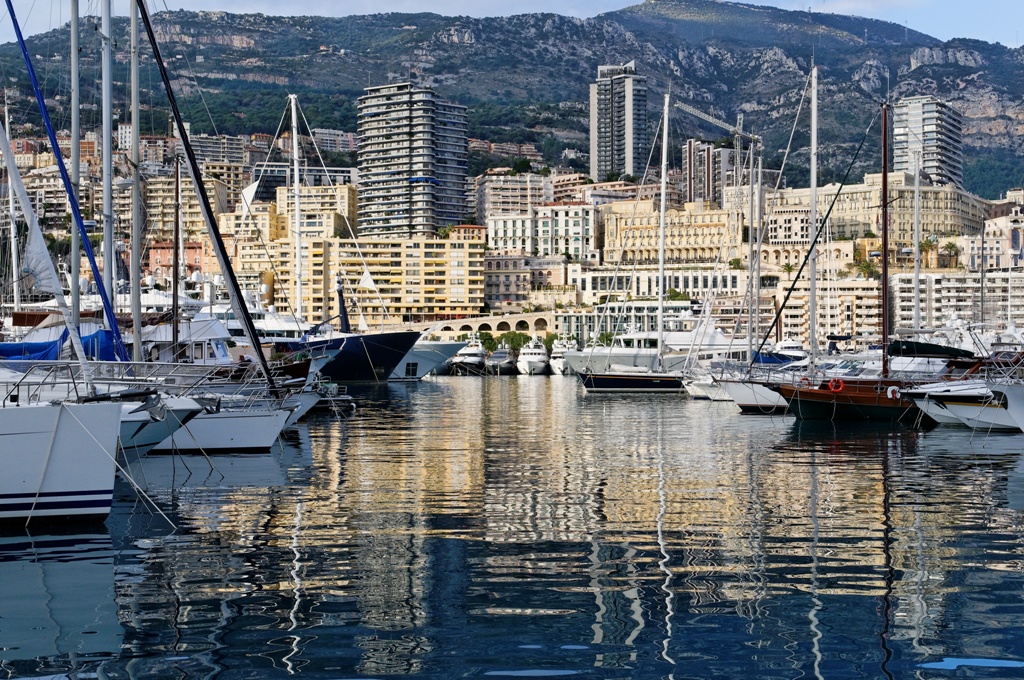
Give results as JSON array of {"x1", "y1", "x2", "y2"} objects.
[
  {"x1": 589, "y1": 61, "x2": 649, "y2": 182},
  {"x1": 357, "y1": 82, "x2": 468, "y2": 237},
  {"x1": 893, "y1": 95, "x2": 964, "y2": 188}
]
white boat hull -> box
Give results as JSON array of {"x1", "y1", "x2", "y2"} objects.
[
  {"x1": 1, "y1": 402, "x2": 122, "y2": 521},
  {"x1": 390, "y1": 341, "x2": 467, "y2": 380},
  {"x1": 149, "y1": 407, "x2": 290, "y2": 454},
  {"x1": 719, "y1": 379, "x2": 789, "y2": 413}
]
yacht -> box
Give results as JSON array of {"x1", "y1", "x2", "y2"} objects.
[
  {"x1": 390, "y1": 338, "x2": 467, "y2": 381},
  {"x1": 485, "y1": 341, "x2": 517, "y2": 375},
  {"x1": 565, "y1": 316, "x2": 749, "y2": 375},
  {"x1": 450, "y1": 333, "x2": 487, "y2": 375},
  {"x1": 549, "y1": 334, "x2": 577, "y2": 375},
  {"x1": 517, "y1": 335, "x2": 550, "y2": 375}
]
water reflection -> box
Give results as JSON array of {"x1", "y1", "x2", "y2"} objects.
[
  {"x1": 0, "y1": 528, "x2": 119, "y2": 676},
  {"x1": 1, "y1": 376, "x2": 1023, "y2": 677}
]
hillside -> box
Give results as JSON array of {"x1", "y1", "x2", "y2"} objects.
[{"x1": 0, "y1": 0, "x2": 1020, "y2": 198}]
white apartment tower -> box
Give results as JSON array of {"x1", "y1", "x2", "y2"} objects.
[
  {"x1": 357, "y1": 82, "x2": 468, "y2": 237},
  {"x1": 589, "y1": 61, "x2": 649, "y2": 182},
  {"x1": 893, "y1": 95, "x2": 964, "y2": 188}
]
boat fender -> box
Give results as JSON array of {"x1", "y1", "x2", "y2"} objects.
[
  {"x1": 828, "y1": 378, "x2": 844, "y2": 392},
  {"x1": 886, "y1": 385, "x2": 901, "y2": 399}
]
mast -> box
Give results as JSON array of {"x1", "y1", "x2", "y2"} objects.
[
  {"x1": 881, "y1": 101, "x2": 890, "y2": 379},
  {"x1": 5, "y1": 100, "x2": 20, "y2": 313},
  {"x1": 912, "y1": 150, "x2": 921, "y2": 331},
  {"x1": 290, "y1": 94, "x2": 303, "y2": 324},
  {"x1": 657, "y1": 93, "x2": 668, "y2": 367},
  {"x1": 808, "y1": 62, "x2": 818, "y2": 360},
  {"x1": 130, "y1": 1, "x2": 143, "y2": 361},
  {"x1": 101, "y1": 0, "x2": 114, "y2": 308},
  {"x1": 70, "y1": 0, "x2": 80, "y2": 327},
  {"x1": 135, "y1": 0, "x2": 278, "y2": 392},
  {"x1": 172, "y1": 159, "x2": 180, "y2": 360}
]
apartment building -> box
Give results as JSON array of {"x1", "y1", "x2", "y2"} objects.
[
  {"x1": 748, "y1": 172, "x2": 989, "y2": 247},
  {"x1": 590, "y1": 61, "x2": 649, "y2": 181},
  {"x1": 601, "y1": 199, "x2": 743, "y2": 265},
  {"x1": 893, "y1": 95, "x2": 964, "y2": 188},
  {"x1": 357, "y1": 82, "x2": 468, "y2": 237},
  {"x1": 486, "y1": 203, "x2": 601, "y2": 260},
  {"x1": 331, "y1": 226, "x2": 485, "y2": 326}
]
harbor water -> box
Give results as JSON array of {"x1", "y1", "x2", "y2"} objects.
[{"x1": 4, "y1": 375, "x2": 1024, "y2": 678}]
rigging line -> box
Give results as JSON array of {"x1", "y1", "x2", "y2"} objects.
[
  {"x1": 298, "y1": 101, "x2": 394, "y2": 326},
  {"x1": 750, "y1": 106, "x2": 883, "y2": 367},
  {"x1": 135, "y1": 0, "x2": 279, "y2": 394},
  {"x1": 736, "y1": 71, "x2": 812, "y2": 350},
  {"x1": 155, "y1": 0, "x2": 219, "y2": 136},
  {"x1": 579, "y1": 103, "x2": 662, "y2": 371}
]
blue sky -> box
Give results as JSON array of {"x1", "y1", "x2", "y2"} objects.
[{"x1": 1, "y1": 0, "x2": 1018, "y2": 48}]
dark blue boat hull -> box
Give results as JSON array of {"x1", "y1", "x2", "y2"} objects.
[{"x1": 278, "y1": 331, "x2": 421, "y2": 383}]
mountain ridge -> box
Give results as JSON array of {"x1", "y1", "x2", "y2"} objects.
[{"x1": 0, "y1": 0, "x2": 1019, "y2": 198}]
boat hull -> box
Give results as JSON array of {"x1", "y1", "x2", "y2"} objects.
[
  {"x1": 719, "y1": 379, "x2": 790, "y2": 414},
  {"x1": 149, "y1": 407, "x2": 291, "y2": 454},
  {"x1": 279, "y1": 331, "x2": 421, "y2": 383},
  {"x1": 390, "y1": 341, "x2": 466, "y2": 381},
  {"x1": 772, "y1": 379, "x2": 925, "y2": 424},
  {"x1": 580, "y1": 371, "x2": 685, "y2": 393},
  {"x1": 1, "y1": 402, "x2": 122, "y2": 521}
]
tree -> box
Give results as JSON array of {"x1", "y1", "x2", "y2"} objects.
[
  {"x1": 918, "y1": 239, "x2": 937, "y2": 268},
  {"x1": 666, "y1": 288, "x2": 689, "y2": 301},
  {"x1": 855, "y1": 259, "x2": 880, "y2": 279},
  {"x1": 940, "y1": 241, "x2": 961, "y2": 268},
  {"x1": 728, "y1": 257, "x2": 744, "y2": 270},
  {"x1": 781, "y1": 263, "x2": 797, "y2": 280}
]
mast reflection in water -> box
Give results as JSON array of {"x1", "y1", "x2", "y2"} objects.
[{"x1": 4, "y1": 376, "x2": 1024, "y2": 677}]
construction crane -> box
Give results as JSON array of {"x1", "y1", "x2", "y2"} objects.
[{"x1": 673, "y1": 100, "x2": 760, "y2": 151}]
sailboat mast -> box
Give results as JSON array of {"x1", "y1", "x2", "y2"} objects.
[
  {"x1": 101, "y1": 0, "x2": 114, "y2": 308},
  {"x1": 913, "y1": 150, "x2": 921, "y2": 331},
  {"x1": 290, "y1": 94, "x2": 303, "y2": 324},
  {"x1": 5, "y1": 100, "x2": 20, "y2": 313},
  {"x1": 172, "y1": 159, "x2": 180, "y2": 359},
  {"x1": 70, "y1": 0, "x2": 80, "y2": 327},
  {"x1": 658, "y1": 93, "x2": 669, "y2": 364},
  {"x1": 135, "y1": 0, "x2": 278, "y2": 391},
  {"x1": 881, "y1": 101, "x2": 890, "y2": 379},
  {"x1": 130, "y1": 1, "x2": 143, "y2": 361},
  {"x1": 808, "y1": 62, "x2": 818, "y2": 360}
]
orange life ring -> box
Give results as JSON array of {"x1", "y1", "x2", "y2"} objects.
[
  {"x1": 799, "y1": 377, "x2": 812, "y2": 387},
  {"x1": 828, "y1": 378, "x2": 844, "y2": 393}
]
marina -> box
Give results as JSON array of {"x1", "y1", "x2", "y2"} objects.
[{"x1": 4, "y1": 375, "x2": 1024, "y2": 677}]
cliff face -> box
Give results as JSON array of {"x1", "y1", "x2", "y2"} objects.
[{"x1": 2, "y1": 0, "x2": 1020, "y2": 197}]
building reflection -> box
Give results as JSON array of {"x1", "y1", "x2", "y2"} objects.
[{"x1": 96, "y1": 378, "x2": 1024, "y2": 676}]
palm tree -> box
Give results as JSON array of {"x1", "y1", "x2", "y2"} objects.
[
  {"x1": 918, "y1": 239, "x2": 937, "y2": 268},
  {"x1": 940, "y1": 241, "x2": 961, "y2": 268},
  {"x1": 856, "y1": 260, "x2": 880, "y2": 279},
  {"x1": 780, "y1": 262, "x2": 797, "y2": 280}
]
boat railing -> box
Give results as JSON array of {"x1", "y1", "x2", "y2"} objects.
[{"x1": 0, "y1": 362, "x2": 85, "y2": 406}]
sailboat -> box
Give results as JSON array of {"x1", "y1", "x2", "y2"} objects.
[
  {"x1": 768, "y1": 102, "x2": 926, "y2": 424},
  {"x1": 579, "y1": 94, "x2": 685, "y2": 394},
  {"x1": 0, "y1": 13, "x2": 124, "y2": 522},
  {"x1": 262, "y1": 95, "x2": 420, "y2": 382}
]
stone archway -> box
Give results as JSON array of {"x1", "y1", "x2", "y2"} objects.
[
  {"x1": 515, "y1": 320, "x2": 530, "y2": 332},
  {"x1": 479, "y1": 323, "x2": 492, "y2": 332},
  {"x1": 460, "y1": 324, "x2": 473, "y2": 332},
  {"x1": 497, "y1": 321, "x2": 511, "y2": 332},
  {"x1": 533, "y1": 318, "x2": 549, "y2": 333}
]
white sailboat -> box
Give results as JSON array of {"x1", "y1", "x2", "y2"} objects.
[{"x1": 579, "y1": 94, "x2": 685, "y2": 394}]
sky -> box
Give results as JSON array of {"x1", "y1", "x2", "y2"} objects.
[{"x1": 0, "y1": 0, "x2": 1018, "y2": 48}]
